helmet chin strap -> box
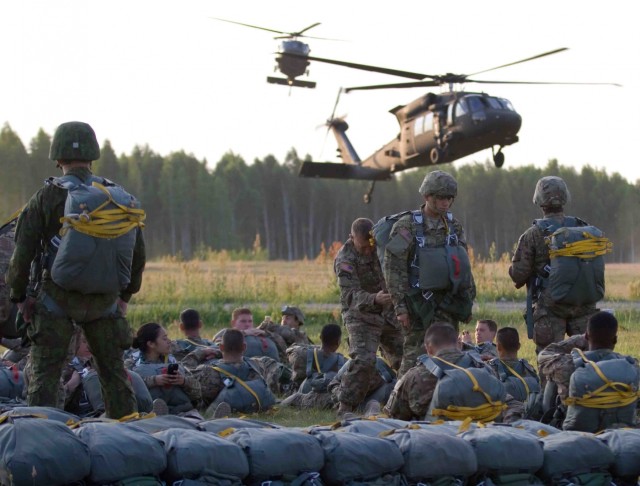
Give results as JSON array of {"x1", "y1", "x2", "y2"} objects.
[{"x1": 426, "y1": 197, "x2": 454, "y2": 216}]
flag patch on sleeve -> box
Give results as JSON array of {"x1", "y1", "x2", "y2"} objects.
[{"x1": 339, "y1": 262, "x2": 354, "y2": 273}]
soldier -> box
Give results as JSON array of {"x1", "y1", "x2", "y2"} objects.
[
  {"x1": 172, "y1": 308, "x2": 219, "y2": 362},
  {"x1": 259, "y1": 305, "x2": 311, "y2": 347},
  {"x1": 5, "y1": 121, "x2": 145, "y2": 418},
  {"x1": 460, "y1": 319, "x2": 498, "y2": 360},
  {"x1": 509, "y1": 176, "x2": 601, "y2": 353},
  {"x1": 384, "y1": 170, "x2": 476, "y2": 376},
  {"x1": 333, "y1": 217, "x2": 403, "y2": 417},
  {"x1": 538, "y1": 311, "x2": 639, "y2": 432}
]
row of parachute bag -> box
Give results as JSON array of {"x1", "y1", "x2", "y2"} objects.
[{"x1": 0, "y1": 407, "x2": 640, "y2": 486}]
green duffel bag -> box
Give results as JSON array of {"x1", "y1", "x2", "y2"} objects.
[
  {"x1": 510, "y1": 419, "x2": 561, "y2": 437},
  {"x1": 154, "y1": 428, "x2": 249, "y2": 485},
  {"x1": 197, "y1": 417, "x2": 281, "y2": 434},
  {"x1": 387, "y1": 428, "x2": 477, "y2": 483},
  {"x1": 73, "y1": 421, "x2": 166, "y2": 484},
  {"x1": 539, "y1": 431, "x2": 614, "y2": 485},
  {"x1": 312, "y1": 431, "x2": 405, "y2": 485},
  {"x1": 120, "y1": 414, "x2": 201, "y2": 434},
  {"x1": 0, "y1": 417, "x2": 91, "y2": 486},
  {"x1": 338, "y1": 417, "x2": 410, "y2": 437},
  {"x1": 0, "y1": 405, "x2": 80, "y2": 424},
  {"x1": 598, "y1": 428, "x2": 640, "y2": 480},
  {"x1": 227, "y1": 428, "x2": 325, "y2": 484}
]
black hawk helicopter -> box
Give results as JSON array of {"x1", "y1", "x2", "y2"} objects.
[
  {"x1": 288, "y1": 48, "x2": 620, "y2": 202},
  {"x1": 210, "y1": 17, "x2": 344, "y2": 89}
]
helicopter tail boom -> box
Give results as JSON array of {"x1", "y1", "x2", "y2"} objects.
[{"x1": 299, "y1": 162, "x2": 391, "y2": 181}]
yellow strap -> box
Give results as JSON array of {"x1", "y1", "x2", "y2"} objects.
[
  {"x1": 313, "y1": 348, "x2": 322, "y2": 374},
  {"x1": 185, "y1": 339, "x2": 208, "y2": 348},
  {"x1": 212, "y1": 366, "x2": 262, "y2": 411},
  {"x1": 431, "y1": 356, "x2": 507, "y2": 423},
  {"x1": 59, "y1": 182, "x2": 145, "y2": 239},
  {"x1": 563, "y1": 349, "x2": 640, "y2": 409},
  {"x1": 501, "y1": 360, "x2": 531, "y2": 396},
  {"x1": 1, "y1": 206, "x2": 25, "y2": 229},
  {"x1": 549, "y1": 232, "x2": 612, "y2": 259}
]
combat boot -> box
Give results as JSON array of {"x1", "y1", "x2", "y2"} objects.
[
  {"x1": 337, "y1": 402, "x2": 355, "y2": 421},
  {"x1": 364, "y1": 399, "x2": 381, "y2": 417}
]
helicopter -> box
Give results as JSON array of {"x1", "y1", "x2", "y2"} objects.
[
  {"x1": 210, "y1": 17, "x2": 343, "y2": 89},
  {"x1": 291, "y1": 48, "x2": 621, "y2": 202}
]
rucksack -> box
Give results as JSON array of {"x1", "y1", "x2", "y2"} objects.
[
  {"x1": 489, "y1": 358, "x2": 541, "y2": 419},
  {"x1": 47, "y1": 173, "x2": 145, "y2": 294},
  {"x1": 535, "y1": 217, "x2": 611, "y2": 306},
  {"x1": 372, "y1": 210, "x2": 414, "y2": 267},
  {"x1": 300, "y1": 347, "x2": 347, "y2": 393},
  {"x1": 209, "y1": 358, "x2": 277, "y2": 413},
  {"x1": 421, "y1": 353, "x2": 506, "y2": 423}
]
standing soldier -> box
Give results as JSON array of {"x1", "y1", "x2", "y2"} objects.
[
  {"x1": 6, "y1": 121, "x2": 146, "y2": 419},
  {"x1": 384, "y1": 170, "x2": 476, "y2": 376},
  {"x1": 509, "y1": 176, "x2": 607, "y2": 353},
  {"x1": 334, "y1": 217, "x2": 403, "y2": 417}
]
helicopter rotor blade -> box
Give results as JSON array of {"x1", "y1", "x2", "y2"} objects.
[
  {"x1": 467, "y1": 48, "x2": 569, "y2": 77},
  {"x1": 466, "y1": 78, "x2": 622, "y2": 87},
  {"x1": 209, "y1": 17, "x2": 289, "y2": 36},
  {"x1": 280, "y1": 52, "x2": 431, "y2": 80},
  {"x1": 295, "y1": 22, "x2": 321, "y2": 35},
  {"x1": 345, "y1": 81, "x2": 441, "y2": 93}
]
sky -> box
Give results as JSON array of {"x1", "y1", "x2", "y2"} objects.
[{"x1": 2, "y1": 1, "x2": 639, "y2": 183}]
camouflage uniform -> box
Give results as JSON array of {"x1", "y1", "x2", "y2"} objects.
[
  {"x1": 509, "y1": 213, "x2": 596, "y2": 352},
  {"x1": 171, "y1": 336, "x2": 218, "y2": 363},
  {"x1": 0, "y1": 221, "x2": 18, "y2": 340},
  {"x1": 462, "y1": 341, "x2": 498, "y2": 359},
  {"x1": 6, "y1": 165, "x2": 145, "y2": 418},
  {"x1": 286, "y1": 344, "x2": 346, "y2": 391},
  {"x1": 259, "y1": 319, "x2": 311, "y2": 347},
  {"x1": 334, "y1": 239, "x2": 403, "y2": 409},
  {"x1": 384, "y1": 205, "x2": 475, "y2": 376}
]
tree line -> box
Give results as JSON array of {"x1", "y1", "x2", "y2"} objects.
[{"x1": 1, "y1": 123, "x2": 638, "y2": 262}]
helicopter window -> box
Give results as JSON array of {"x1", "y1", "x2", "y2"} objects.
[
  {"x1": 499, "y1": 98, "x2": 516, "y2": 111},
  {"x1": 414, "y1": 113, "x2": 433, "y2": 135},
  {"x1": 447, "y1": 103, "x2": 454, "y2": 125},
  {"x1": 487, "y1": 97, "x2": 503, "y2": 110},
  {"x1": 455, "y1": 99, "x2": 468, "y2": 117},
  {"x1": 466, "y1": 96, "x2": 485, "y2": 113}
]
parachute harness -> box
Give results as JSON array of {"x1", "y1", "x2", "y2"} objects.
[
  {"x1": 430, "y1": 357, "x2": 507, "y2": 423},
  {"x1": 563, "y1": 349, "x2": 640, "y2": 409},
  {"x1": 59, "y1": 182, "x2": 146, "y2": 239},
  {"x1": 548, "y1": 231, "x2": 612, "y2": 259},
  {"x1": 501, "y1": 360, "x2": 531, "y2": 396},
  {"x1": 211, "y1": 365, "x2": 262, "y2": 411}
]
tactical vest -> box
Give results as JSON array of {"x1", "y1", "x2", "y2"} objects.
[
  {"x1": 490, "y1": 358, "x2": 541, "y2": 419},
  {"x1": 534, "y1": 216, "x2": 609, "y2": 306},
  {"x1": 132, "y1": 361, "x2": 194, "y2": 414},
  {"x1": 210, "y1": 358, "x2": 276, "y2": 413},
  {"x1": 421, "y1": 352, "x2": 506, "y2": 423},
  {"x1": 300, "y1": 347, "x2": 347, "y2": 394},
  {"x1": 563, "y1": 349, "x2": 639, "y2": 432}
]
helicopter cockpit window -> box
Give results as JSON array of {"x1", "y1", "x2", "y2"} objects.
[
  {"x1": 455, "y1": 99, "x2": 468, "y2": 118},
  {"x1": 466, "y1": 96, "x2": 485, "y2": 113},
  {"x1": 414, "y1": 112, "x2": 433, "y2": 136},
  {"x1": 487, "y1": 97, "x2": 503, "y2": 110},
  {"x1": 499, "y1": 98, "x2": 516, "y2": 111}
]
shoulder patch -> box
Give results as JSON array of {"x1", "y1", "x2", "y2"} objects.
[
  {"x1": 398, "y1": 228, "x2": 412, "y2": 243},
  {"x1": 339, "y1": 262, "x2": 354, "y2": 273}
]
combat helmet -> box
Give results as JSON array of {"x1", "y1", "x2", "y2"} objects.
[
  {"x1": 533, "y1": 176, "x2": 570, "y2": 207},
  {"x1": 419, "y1": 170, "x2": 458, "y2": 198},
  {"x1": 49, "y1": 121, "x2": 100, "y2": 162}
]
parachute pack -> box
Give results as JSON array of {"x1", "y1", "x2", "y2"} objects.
[
  {"x1": 47, "y1": 174, "x2": 145, "y2": 295},
  {"x1": 371, "y1": 210, "x2": 414, "y2": 268},
  {"x1": 489, "y1": 358, "x2": 542, "y2": 419},
  {"x1": 535, "y1": 216, "x2": 611, "y2": 306},
  {"x1": 300, "y1": 347, "x2": 347, "y2": 394},
  {"x1": 209, "y1": 358, "x2": 276, "y2": 414}
]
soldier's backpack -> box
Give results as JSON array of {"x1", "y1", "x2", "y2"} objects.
[
  {"x1": 534, "y1": 217, "x2": 611, "y2": 306},
  {"x1": 300, "y1": 346, "x2": 347, "y2": 394},
  {"x1": 209, "y1": 358, "x2": 277, "y2": 414},
  {"x1": 563, "y1": 348, "x2": 639, "y2": 432},
  {"x1": 372, "y1": 210, "x2": 414, "y2": 267},
  {"x1": 0, "y1": 366, "x2": 24, "y2": 400},
  {"x1": 244, "y1": 334, "x2": 280, "y2": 361},
  {"x1": 47, "y1": 173, "x2": 145, "y2": 294},
  {"x1": 489, "y1": 358, "x2": 542, "y2": 419},
  {"x1": 421, "y1": 352, "x2": 507, "y2": 423}
]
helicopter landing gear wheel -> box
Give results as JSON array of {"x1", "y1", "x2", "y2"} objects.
[
  {"x1": 430, "y1": 147, "x2": 441, "y2": 164},
  {"x1": 363, "y1": 181, "x2": 375, "y2": 204},
  {"x1": 493, "y1": 149, "x2": 505, "y2": 168}
]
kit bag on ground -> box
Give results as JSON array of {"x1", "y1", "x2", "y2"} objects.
[
  {"x1": 387, "y1": 428, "x2": 477, "y2": 483},
  {"x1": 154, "y1": 428, "x2": 249, "y2": 485},
  {"x1": 539, "y1": 431, "x2": 614, "y2": 485},
  {"x1": 226, "y1": 427, "x2": 325, "y2": 485},
  {"x1": 535, "y1": 217, "x2": 610, "y2": 306},
  {"x1": 197, "y1": 417, "x2": 281, "y2": 434},
  {"x1": 73, "y1": 421, "x2": 166, "y2": 484},
  {"x1": 120, "y1": 414, "x2": 201, "y2": 434},
  {"x1": 510, "y1": 419, "x2": 561, "y2": 437},
  {"x1": 338, "y1": 417, "x2": 410, "y2": 437},
  {"x1": 0, "y1": 416, "x2": 91, "y2": 486},
  {"x1": 597, "y1": 428, "x2": 640, "y2": 482},
  {"x1": 48, "y1": 173, "x2": 145, "y2": 294},
  {"x1": 0, "y1": 405, "x2": 80, "y2": 424},
  {"x1": 461, "y1": 426, "x2": 544, "y2": 486},
  {"x1": 312, "y1": 430, "x2": 405, "y2": 485},
  {"x1": 0, "y1": 367, "x2": 24, "y2": 400}
]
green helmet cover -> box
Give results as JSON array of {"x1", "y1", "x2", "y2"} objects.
[
  {"x1": 419, "y1": 170, "x2": 458, "y2": 197},
  {"x1": 533, "y1": 176, "x2": 570, "y2": 207},
  {"x1": 49, "y1": 121, "x2": 100, "y2": 162}
]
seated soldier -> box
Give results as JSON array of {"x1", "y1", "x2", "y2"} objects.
[
  {"x1": 131, "y1": 322, "x2": 202, "y2": 417},
  {"x1": 258, "y1": 305, "x2": 312, "y2": 348},
  {"x1": 172, "y1": 308, "x2": 220, "y2": 362},
  {"x1": 63, "y1": 329, "x2": 153, "y2": 416},
  {"x1": 487, "y1": 327, "x2": 542, "y2": 420},
  {"x1": 195, "y1": 329, "x2": 277, "y2": 417},
  {"x1": 538, "y1": 311, "x2": 639, "y2": 432},
  {"x1": 281, "y1": 323, "x2": 346, "y2": 408},
  {"x1": 213, "y1": 307, "x2": 284, "y2": 362},
  {"x1": 459, "y1": 319, "x2": 498, "y2": 360},
  {"x1": 385, "y1": 323, "x2": 510, "y2": 422}
]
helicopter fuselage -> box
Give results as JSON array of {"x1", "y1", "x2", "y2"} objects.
[{"x1": 275, "y1": 40, "x2": 311, "y2": 80}]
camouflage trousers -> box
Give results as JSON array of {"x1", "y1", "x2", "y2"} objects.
[
  {"x1": 532, "y1": 302, "x2": 595, "y2": 353},
  {"x1": 337, "y1": 317, "x2": 386, "y2": 408},
  {"x1": 27, "y1": 293, "x2": 136, "y2": 419},
  {"x1": 398, "y1": 308, "x2": 458, "y2": 378},
  {"x1": 379, "y1": 319, "x2": 404, "y2": 372}
]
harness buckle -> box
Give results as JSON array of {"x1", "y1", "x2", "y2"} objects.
[
  {"x1": 416, "y1": 236, "x2": 426, "y2": 248},
  {"x1": 446, "y1": 233, "x2": 458, "y2": 246},
  {"x1": 422, "y1": 290, "x2": 433, "y2": 301}
]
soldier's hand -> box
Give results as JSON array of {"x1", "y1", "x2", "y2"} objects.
[
  {"x1": 397, "y1": 313, "x2": 410, "y2": 329},
  {"x1": 244, "y1": 328, "x2": 266, "y2": 337},
  {"x1": 17, "y1": 296, "x2": 36, "y2": 324},
  {"x1": 154, "y1": 374, "x2": 173, "y2": 386},
  {"x1": 374, "y1": 291, "x2": 392, "y2": 306},
  {"x1": 168, "y1": 372, "x2": 185, "y2": 386},
  {"x1": 459, "y1": 330, "x2": 472, "y2": 344}
]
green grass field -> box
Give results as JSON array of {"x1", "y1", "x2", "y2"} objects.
[{"x1": 124, "y1": 258, "x2": 640, "y2": 426}]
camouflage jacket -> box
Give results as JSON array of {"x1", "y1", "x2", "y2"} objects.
[
  {"x1": 383, "y1": 205, "x2": 474, "y2": 316},
  {"x1": 6, "y1": 166, "x2": 146, "y2": 303},
  {"x1": 334, "y1": 238, "x2": 389, "y2": 322},
  {"x1": 462, "y1": 341, "x2": 498, "y2": 359},
  {"x1": 0, "y1": 222, "x2": 15, "y2": 323},
  {"x1": 172, "y1": 336, "x2": 218, "y2": 362},
  {"x1": 258, "y1": 320, "x2": 311, "y2": 347}
]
